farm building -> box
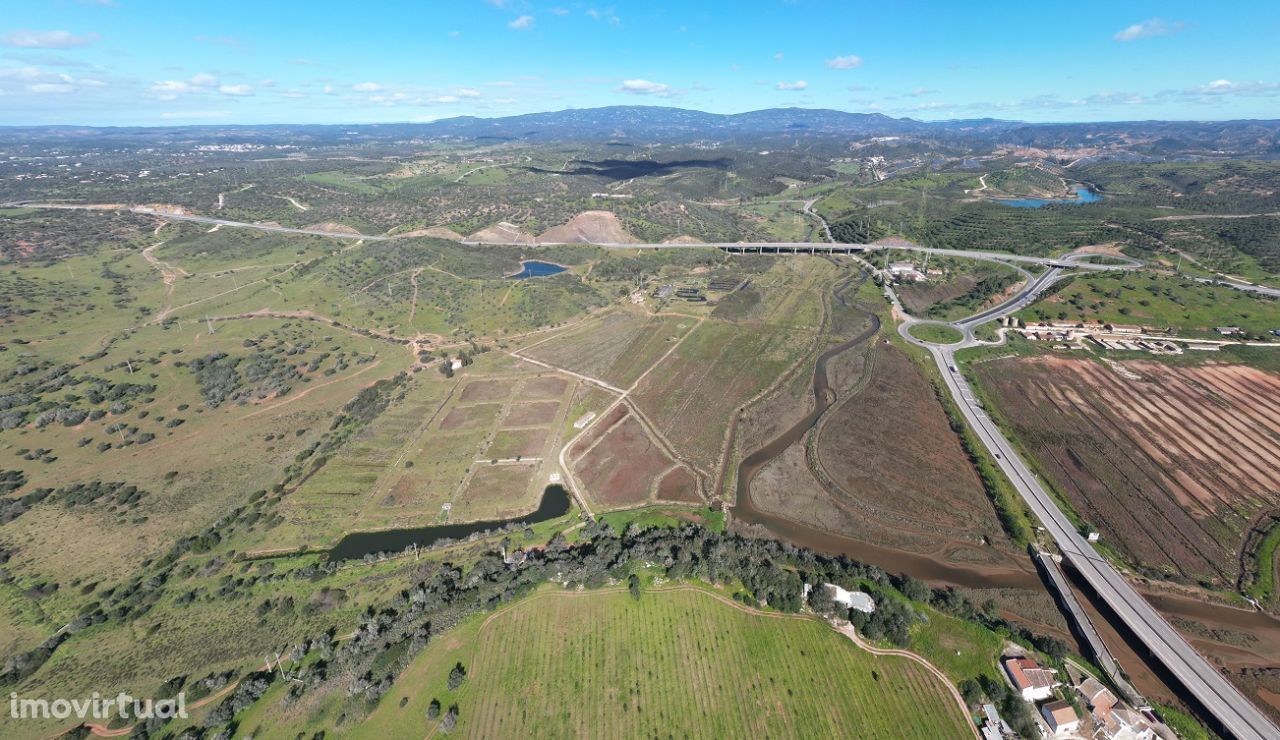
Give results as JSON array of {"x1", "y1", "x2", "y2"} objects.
[
  {"x1": 1077, "y1": 677, "x2": 1117, "y2": 715},
  {"x1": 826, "y1": 584, "x2": 876, "y2": 613},
  {"x1": 1003, "y1": 656, "x2": 1058, "y2": 701},
  {"x1": 1215, "y1": 326, "x2": 1244, "y2": 336},
  {"x1": 979, "y1": 703, "x2": 1014, "y2": 740},
  {"x1": 1041, "y1": 700, "x2": 1081, "y2": 736},
  {"x1": 1076, "y1": 677, "x2": 1157, "y2": 740},
  {"x1": 886, "y1": 262, "x2": 924, "y2": 282}
]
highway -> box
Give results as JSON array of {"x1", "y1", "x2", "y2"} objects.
[
  {"x1": 13, "y1": 198, "x2": 1279, "y2": 734},
  {"x1": 896, "y1": 269, "x2": 1280, "y2": 740},
  {"x1": 10, "y1": 202, "x2": 1130, "y2": 271}
]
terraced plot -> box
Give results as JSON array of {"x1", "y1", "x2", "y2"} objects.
[{"x1": 281, "y1": 358, "x2": 575, "y2": 544}]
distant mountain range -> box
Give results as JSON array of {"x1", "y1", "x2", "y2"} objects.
[{"x1": 3, "y1": 106, "x2": 1278, "y2": 156}]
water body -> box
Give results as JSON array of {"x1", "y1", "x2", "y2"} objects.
[
  {"x1": 326, "y1": 485, "x2": 572, "y2": 561},
  {"x1": 998, "y1": 186, "x2": 1102, "y2": 208},
  {"x1": 508, "y1": 260, "x2": 567, "y2": 279}
]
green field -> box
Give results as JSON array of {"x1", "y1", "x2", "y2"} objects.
[
  {"x1": 244, "y1": 586, "x2": 973, "y2": 739},
  {"x1": 907, "y1": 322, "x2": 964, "y2": 344},
  {"x1": 1017, "y1": 272, "x2": 1280, "y2": 337}
]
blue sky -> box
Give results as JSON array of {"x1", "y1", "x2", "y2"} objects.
[{"x1": 1, "y1": 0, "x2": 1277, "y2": 126}]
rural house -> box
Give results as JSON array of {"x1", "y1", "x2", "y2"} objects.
[
  {"x1": 1041, "y1": 700, "x2": 1081, "y2": 736},
  {"x1": 1002, "y1": 656, "x2": 1058, "y2": 701}
]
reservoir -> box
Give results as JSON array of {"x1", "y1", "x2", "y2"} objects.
[
  {"x1": 326, "y1": 484, "x2": 572, "y2": 561},
  {"x1": 508, "y1": 260, "x2": 567, "y2": 279},
  {"x1": 999, "y1": 186, "x2": 1102, "y2": 208}
]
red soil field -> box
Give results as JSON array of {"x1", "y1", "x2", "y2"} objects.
[
  {"x1": 657, "y1": 466, "x2": 702, "y2": 503},
  {"x1": 976, "y1": 356, "x2": 1280, "y2": 586},
  {"x1": 502, "y1": 401, "x2": 561, "y2": 427},
  {"x1": 573, "y1": 412, "x2": 674, "y2": 507},
  {"x1": 570, "y1": 404, "x2": 627, "y2": 458}
]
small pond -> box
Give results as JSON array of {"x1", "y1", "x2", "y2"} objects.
[
  {"x1": 508, "y1": 260, "x2": 567, "y2": 279},
  {"x1": 998, "y1": 186, "x2": 1102, "y2": 208},
  {"x1": 326, "y1": 484, "x2": 572, "y2": 561}
]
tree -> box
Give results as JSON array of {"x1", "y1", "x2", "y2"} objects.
[
  {"x1": 628, "y1": 573, "x2": 641, "y2": 600},
  {"x1": 440, "y1": 705, "x2": 459, "y2": 732},
  {"x1": 427, "y1": 698, "x2": 441, "y2": 720},
  {"x1": 447, "y1": 662, "x2": 467, "y2": 691}
]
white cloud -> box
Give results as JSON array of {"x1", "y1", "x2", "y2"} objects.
[
  {"x1": 1185, "y1": 79, "x2": 1280, "y2": 96},
  {"x1": 218, "y1": 84, "x2": 252, "y2": 96},
  {"x1": 0, "y1": 30, "x2": 100, "y2": 49},
  {"x1": 824, "y1": 55, "x2": 862, "y2": 70},
  {"x1": 1114, "y1": 18, "x2": 1186, "y2": 42},
  {"x1": 508, "y1": 15, "x2": 535, "y2": 30},
  {"x1": 352, "y1": 81, "x2": 382, "y2": 92},
  {"x1": 585, "y1": 8, "x2": 621, "y2": 25},
  {"x1": 29, "y1": 82, "x2": 74, "y2": 94},
  {"x1": 616, "y1": 79, "x2": 669, "y2": 95},
  {"x1": 454, "y1": 87, "x2": 481, "y2": 98},
  {"x1": 549, "y1": 7, "x2": 569, "y2": 15},
  {"x1": 428, "y1": 95, "x2": 459, "y2": 104},
  {"x1": 149, "y1": 73, "x2": 219, "y2": 99},
  {"x1": 908, "y1": 87, "x2": 936, "y2": 97},
  {"x1": 776, "y1": 80, "x2": 807, "y2": 91},
  {"x1": 773, "y1": 52, "x2": 783, "y2": 62}
]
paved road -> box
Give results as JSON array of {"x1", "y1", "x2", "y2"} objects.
[
  {"x1": 1189, "y1": 275, "x2": 1280, "y2": 299},
  {"x1": 898, "y1": 272, "x2": 1279, "y2": 740},
  {"x1": 12, "y1": 202, "x2": 1141, "y2": 276}
]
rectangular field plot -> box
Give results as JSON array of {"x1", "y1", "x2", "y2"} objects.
[
  {"x1": 523, "y1": 310, "x2": 695, "y2": 389},
  {"x1": 502, "y1": 400, "x2": 560, "y2": 427},
  {"x1": 458, "y1": 378, "x2": 511, "y2": 403},
  {"x1": 976, "y1": 356, "x2": 1280, "y2": 586},
  {"x1": 439, "y1": 403, "x2": 502, "y2": 431},
  {"x1": 451, "y1": 462, "x2": 540, "y2": 520},
  {"x1": 484, "y1": 428, "x2": 549, "y2": 459},
  {"x1": 518, "y1": 375, "x2": 570, "y2": 400}
]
